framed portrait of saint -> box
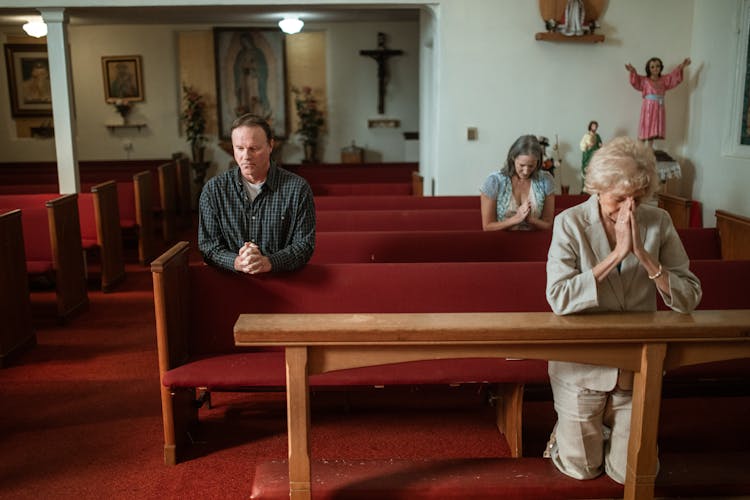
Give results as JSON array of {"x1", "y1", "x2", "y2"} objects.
[
  {"x1": 102, "y1": 55, "x2": 144, "y2": 103},
  {"x1": 214, "y1": 28, "x2": 287, "y2": 140},
  {"x1": 4, "y1": 44, "x2": 53, "y2": 117}
]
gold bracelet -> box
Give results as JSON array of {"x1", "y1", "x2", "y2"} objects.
[{"x1": 648, "y1": 264, "x2": 663, "y2": 280}]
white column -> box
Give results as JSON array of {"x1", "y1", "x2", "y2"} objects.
[{"x1": 40, "y1": 8, "x2": 80, "y2": 194}]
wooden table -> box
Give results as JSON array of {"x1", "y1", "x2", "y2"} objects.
[{"x1": 234, "y1": 310, "x2": 750, "y2": 500}]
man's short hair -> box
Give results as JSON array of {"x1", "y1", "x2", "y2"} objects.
[{"x1": 231, "y1": 114, "x2": 273, "y2": 143}]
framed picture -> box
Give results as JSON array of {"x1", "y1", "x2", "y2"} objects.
[
  {"x1": 4, "y1": 44, "x2": 52, "y2": 117},
  {"x1": 214, "y1": 27, "x2": 287, "y2": 140},
  {"x1": 101, "y1": 55, "x2": 144, "y2": 103}
]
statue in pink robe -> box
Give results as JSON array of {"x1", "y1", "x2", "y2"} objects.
[{"x1": 625, "y1": 57, "x2": 691, "y2": 146}]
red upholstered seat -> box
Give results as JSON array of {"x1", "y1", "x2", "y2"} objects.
[{"x1": 162, "y1": 352, "x2": 550, "y2": 390}]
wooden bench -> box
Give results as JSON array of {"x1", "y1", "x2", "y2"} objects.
[
  {"x1": 157, "y1": 162, "x2": 178, "y2": 244},
  {"x1": 234, "y1": 309, "x2": 750, "y2": 500},
  {"x1": 658, "y1": 193, "x2": 693, "y2": 229},
  {"x1": 312, "y1": 228, "x2": 725, "y2": 264},
  {"x1": 0, "y1": 196, "x2": 88, "y2": 322},
  {"x1": 151, "y1": 242, "x2": 552, "y2": 465},
  {"x1": 310, "y1": 182, "x2": 414, "y2": 196},
  {"x1": 311, "y1": 229, "x2": 552, "y2": 263},
  {"x1": 0, "y1": 160, "x2": 170, "y2": 265},
  {"x1": 716, "y1": 209, "x2": 750, "y2": 259},
  {"x1": 312, "y1": 193, "x2": 588, "y2": 211},
  {"x1": 0, "y1": 209, "x2": 35, "y2": 366},
  {"x1": 151, "y1": 239, "x2": 750, "y2": 470},
  {"x1": 317, "y1": 208, "x2": 482, "y2": 231},
  {"x1": 0, "y1": 185, "x2": 125, "y2": 292}
]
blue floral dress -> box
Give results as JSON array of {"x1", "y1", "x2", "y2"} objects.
[{"x1": 480, "y1": 171, "x2": 555, "y2": 230}]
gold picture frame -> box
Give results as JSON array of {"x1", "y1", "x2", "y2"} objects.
[
  {"x1": 101, "y1": 55, "x2": 144, "y2": 103},
  {"x1": 4, "y1": 43, "x2": 52, "y2": 117}
]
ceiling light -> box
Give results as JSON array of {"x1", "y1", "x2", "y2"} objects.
[
  {"x1": 278, "y1": 17, "x2": 303, "y2": 35},
  {"x1": 23, "y1": 20, "x2": 48, "y2": 38}
]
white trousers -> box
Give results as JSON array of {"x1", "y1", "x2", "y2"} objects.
[{"x1": 547, "y1": 373, "x2": 632, "y2": 484}]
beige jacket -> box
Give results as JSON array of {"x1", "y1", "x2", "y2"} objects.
[{"x1": 546, "y1": 195, "x2": 702, "y2": 391}]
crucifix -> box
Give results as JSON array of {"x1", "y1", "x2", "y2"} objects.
[{"x1": 359, "y1": 32, "x2": 404, "y2": 114}]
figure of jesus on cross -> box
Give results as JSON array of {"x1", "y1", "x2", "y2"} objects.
[{"x1": 360, "y1": 32, "x2": 404, "y2": 114}]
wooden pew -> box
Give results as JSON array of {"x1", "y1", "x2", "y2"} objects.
[
  {"x1": 716, "y1": 209, "x2": 750, "y2": 259},
  {"x1": 312, "y1": 229, "x2": 552, "y2": 263},
  {"x1": 314, "y1": 195, "x2": 480, "y2": 211},
  {"x1": 316, "y1": 208, "x2": 482, "y2": 231},
  {"x1": 152, "y1": 242, "x2": 551, "y2": 465},
  {"x1": 132, "y1": 170, "x2": 156, "y2": 264},
  {"x1": 88, "y1": 182, "x2": 125, "y2": 291},
  {"x1": 0, "y1": 188, "x2": 125, "y2": 292},
  {"x1": 283, "y1": 162, "x2": 418, "y2": 183},
  {"x1": 157, "y1": 161, "x2": 178, "y2": 244},
  {"x1": 1, "y1": 196, "x2": 88, "y2": 322},
  {"x1": 312, "y1": 228, "x2": 721, "y2": 264},
  {"x1": 173, "y1": 154, "x2": 193, "y2": 229},
  {"x1": 0, "y1": 209, "x2": 35, "y2": 366},
  {"x1": 234, "y1": 309, "x2": 750, "y2": 500},
  {"x1": 310, "y1": 182, "x2": 414, "y2": 196},
  {"x1": 313, "y1": 194, "x2": 589, "y2": 211},
  {"x1": 658, "y1": 193, "x2": 692, "y2": 229}
]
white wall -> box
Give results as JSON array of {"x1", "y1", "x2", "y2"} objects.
[
  {"x1": 432, "y1": 0, "x2": 696, "y2": 196},
  {"x1": 687, "y1": 0, "x2": 750, "y2": 225},
  {"x1": 0, "y1": 20, "x2": 419, "y2": 166},
  {"x1": 3, "y1": 0, "x2": 750, "y2": 222},
  {"x1": 325, "y1": 21, "x2": 419, "y2": 163}
]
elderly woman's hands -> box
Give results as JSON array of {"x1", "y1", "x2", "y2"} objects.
[{"x1": 613, "y1": 198, "x2": 634, "y2": 261}]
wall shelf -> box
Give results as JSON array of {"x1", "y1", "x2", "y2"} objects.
[
  {"x1": 106, "y1": 123, "x2": 147, "y2": 132},
  {"x1": 535, "y1": 32, "x2": 605, "y2": 43}
]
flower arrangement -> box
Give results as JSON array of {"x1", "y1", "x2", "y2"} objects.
[
  {"x1": 291, "y1": 86, "x2": 325, "y2": 147},
  {"x1": 113, "y1": 99, "x2": 131, "y2": 120},
  {"x1": 181, "y1": 84, "x2": 207, "y2": 157}
]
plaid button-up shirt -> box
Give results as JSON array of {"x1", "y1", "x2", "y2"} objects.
[{"x1": 198, "y1": 164, "x2": 316, "y2": 272}]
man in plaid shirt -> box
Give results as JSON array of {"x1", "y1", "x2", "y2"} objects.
[{"x1": 198, "y1": 114, "x2": 315, "y2": 274}]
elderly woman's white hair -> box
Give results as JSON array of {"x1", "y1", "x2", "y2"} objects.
[{"x1": 583, "y1": 137, "x2": 660, "y2": 199}]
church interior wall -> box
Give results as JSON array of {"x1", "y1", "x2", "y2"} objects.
[{"x1": 1, "y1": 0, "x2": 750, "y2": 222}]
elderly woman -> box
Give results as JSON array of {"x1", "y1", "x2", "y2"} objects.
[
  {"x1": 544, "y1": 136, "x2": 702, "y2": 484},
  {"x1": 480, "y1": 134, "x2": 555, "y2": 231}
]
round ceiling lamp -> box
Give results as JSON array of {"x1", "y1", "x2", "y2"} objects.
[
  {"x1": 278, "y1": 17, "x2": 303, "y2": 35},
  {"x1": 23, "y1": 20, "x2": 48, "y2": 38}
]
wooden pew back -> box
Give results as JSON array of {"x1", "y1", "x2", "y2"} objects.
[
  {"x1": 312, "y1": 229, "x2": 552, "y2": 263},
  {"x1": 716, "y1": 210, "x2": 750, "y2": 259},
  {"x1": 317, "y1": 208, "x2": 481, "y2": 231},
  {"x1": 0, "y1": 209, "x2": 35, "y2": 366}
]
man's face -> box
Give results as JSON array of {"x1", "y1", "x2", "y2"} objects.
[{"x1": 232, "y1": 125, "x2": 273, "y2": 183}]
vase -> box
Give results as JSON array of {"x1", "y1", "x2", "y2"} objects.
[{"x1": 303, "y1": 143, "x2": 318, "y2": 164}]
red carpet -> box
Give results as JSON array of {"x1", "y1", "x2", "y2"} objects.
[{"x1": 1, "y1": 223, "x2": 749, "y2": 499}]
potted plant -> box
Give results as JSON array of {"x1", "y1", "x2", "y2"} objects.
[
  {"x1": 181, "y1": 84, "x2": 207, "y2": 163},
  {"x1": 291, "y1": 86, "x2": 325, "y2": 163}
]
